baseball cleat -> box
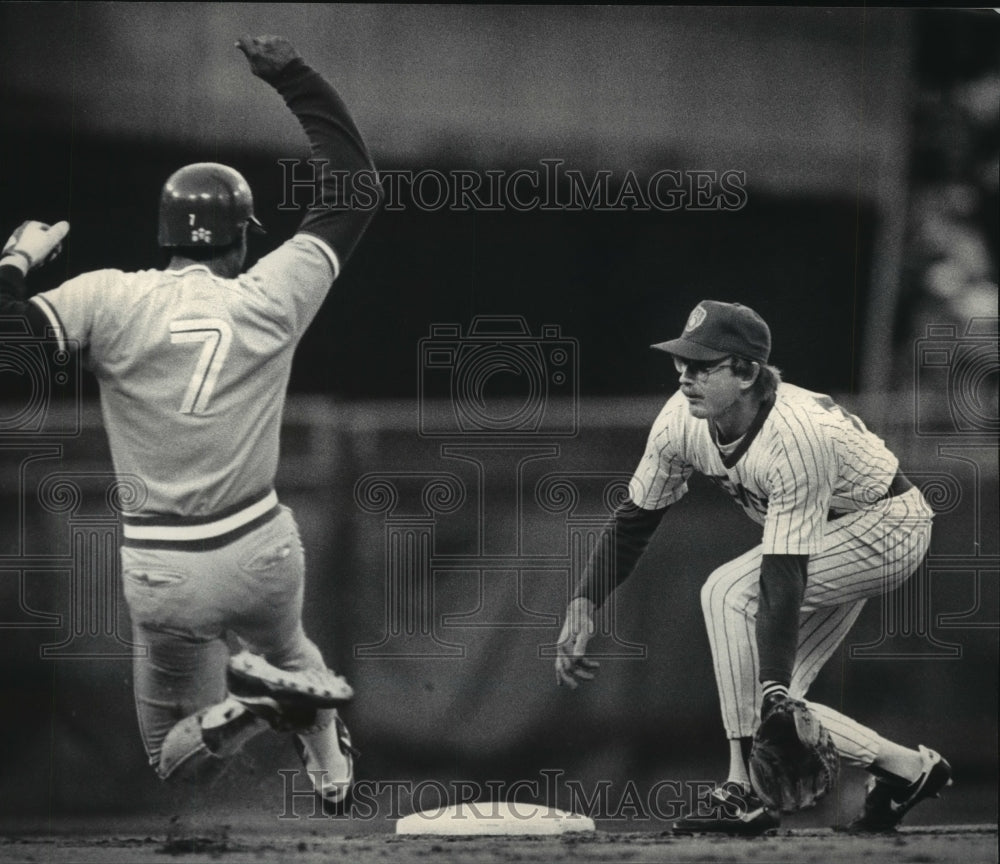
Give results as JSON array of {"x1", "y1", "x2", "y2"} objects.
[
  {"x1": 224, "y1": 690, "x2": 318, "y2": 733},
  {"x1": 294, "y1": 712, "x2": 359, "y2": 817},
  {"x1": 672, "y1": 782, "x2": 780, "y2": 836},
  {"x1": 227, "y1": 651, "x2": 354, "y2": 714},
  {"x1": 158, "y1": 697, "x2": 267, "y2": 781},
  {"x1": 847, "y1": 746, "x2": 953, "y2": 833},
  {"x1": 199, "y1": 697, "x2": 267, "y2": 757}
]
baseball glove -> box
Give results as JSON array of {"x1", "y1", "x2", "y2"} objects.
[{"x1": 749, "y1": 695, "x2": 839, "y2": 813}]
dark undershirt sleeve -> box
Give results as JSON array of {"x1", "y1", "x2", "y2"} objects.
[
  {"x1": 266, "y1": 59, "x2": 382, "y2": 268},
  {"x1": 756, "y1": 553, "x2": 809, "y2": 686},
  {"x1": 0, "y1": 262, "x2": 27, "y2": 302},
  {"x1": 572, "y1": 500, "x2": 668, "y2": 608},
  {"x1": 0, "y1": 263, "x2": 52, "y2": 337}
]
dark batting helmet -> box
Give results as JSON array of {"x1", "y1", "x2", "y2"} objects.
[{"x1": 157, "y1": 163, "x2": 265, "y2": 247}]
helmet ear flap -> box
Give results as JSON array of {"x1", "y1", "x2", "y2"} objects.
[{"x1": 157, "y1": 163, "x2": 264, "y2": 247}]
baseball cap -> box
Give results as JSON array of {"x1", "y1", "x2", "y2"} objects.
[{"x1": 651, "y1": 300, "x2": 771, "y2": 363}]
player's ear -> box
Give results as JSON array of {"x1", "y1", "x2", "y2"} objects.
[{"x1": 738, "y1": 361, "x2": 761, "y2": 393}]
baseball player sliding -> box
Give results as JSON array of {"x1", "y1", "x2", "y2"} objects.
[
  {"x1": 0, "y1": 35, "x2": 381, "y2": 814},
  {"x1": 555, "y1": 300, "x2": 952, "y2": 834}
]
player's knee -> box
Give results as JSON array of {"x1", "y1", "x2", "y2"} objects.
[
  {"x1": 700, "y1": 565, "x2": 744, "y2": 618},
  {"x1": 245, "y1": 629, "x2": 323, "y2": 673}
]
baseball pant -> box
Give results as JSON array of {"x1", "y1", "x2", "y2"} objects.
[
  {"x1": 699, "y1": 487, "x2": 934, "y2": 766},
  {"x1": 121, "y1": 505, "x2": 328, "y2": 770}
]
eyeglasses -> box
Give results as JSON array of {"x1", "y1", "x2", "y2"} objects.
[{"x1": 673, "y1": 356, "x2": 735, "y2": 380}]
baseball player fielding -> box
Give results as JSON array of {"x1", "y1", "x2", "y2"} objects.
[{"x1": 555, "y1": 300, "x2": 952, "y2": 835}]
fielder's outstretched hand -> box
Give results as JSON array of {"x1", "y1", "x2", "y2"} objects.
[
  {"x1": 236, "y1": 34, "x2": 302, "y2": 80},
  {"x1": 555, "y1": 597, "x2": 600, "y2": 688},
  {"x1": 3, "y1": 220, "x2": 70, "y2": 272}
]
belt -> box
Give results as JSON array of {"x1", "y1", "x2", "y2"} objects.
[
  {"x1": 878, "y1": 471, "x2": 913, "y2": 502},
  {"x1": 829, "y1": 471, "x2": 913, "y2": 521},
  {"x1": 122, "y1": 489, "x2": 281, "y2": 550}
]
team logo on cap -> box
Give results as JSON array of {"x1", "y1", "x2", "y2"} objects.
[{"x1": 685, "y1": 305, "x2": 707, "y2": 332}]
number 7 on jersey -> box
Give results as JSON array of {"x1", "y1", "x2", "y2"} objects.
[{"x1": 169, "y1": 318, "x2": 233, "y2": 414}]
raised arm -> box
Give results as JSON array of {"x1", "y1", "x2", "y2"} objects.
[{"x1": 237, "y1": 35, "x2": 382, "y2": 272}]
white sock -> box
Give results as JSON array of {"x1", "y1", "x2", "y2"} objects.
[
  {"x1": 726, "y1": 739, "x2": 751, "y2": 788},
  {"x1": 872, "y1": 738, "x2": 924, "y2": 783}
]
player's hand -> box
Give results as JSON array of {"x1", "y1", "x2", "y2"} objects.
[
  {"x1": 236, "y1": 34, "x2": 302, "y2": 80},
  {"x1": 555, "y1": 597, "x2": 600, "y2": 688},
  {"x1": 2, "y1": 220, "x2": 70, "y2": 271}
]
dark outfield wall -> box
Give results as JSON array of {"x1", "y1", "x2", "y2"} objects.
[{"x1": 1, "y1": 132, "x2": 875, "y2": 401}]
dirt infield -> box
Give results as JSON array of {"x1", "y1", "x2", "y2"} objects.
[{"x1": 1, "y1": 825, "x2": 996, "y2": 864}]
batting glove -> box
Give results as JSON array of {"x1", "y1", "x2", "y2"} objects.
[
  {"x1": 2, "y1": 220, "x2": 70, "y2": 272},
  {"x1": 555, "y1": 596, "x2": 600, "y2": 688}
]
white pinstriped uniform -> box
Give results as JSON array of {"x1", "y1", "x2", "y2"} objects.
[{"x1": 629, "y1": 383, "x2": 934, "y2": 765}]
